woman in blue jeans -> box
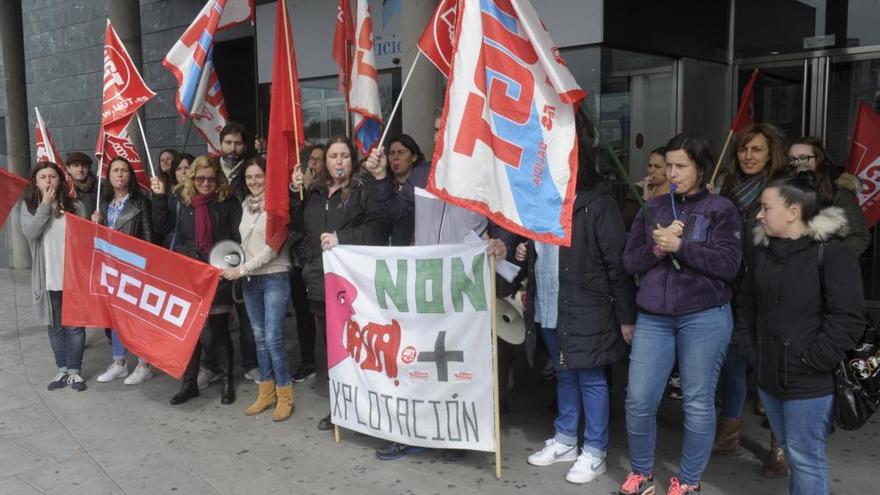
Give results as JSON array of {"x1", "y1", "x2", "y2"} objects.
[
  {"x1": 222, "y1": 158, "x2": 294, "y2": 421},
  {"x1": 517, "y1": 130, "x2": 636, "y2": 484},
  {"x1": 733, "y1": 171, "x2": 863, "y2": 495},
  {"x1": 20, "y1": 161, "x2": 88, "y2": 391},
  {"x1": 620, "y1": 133, "x2": 742, "y2": 495}
]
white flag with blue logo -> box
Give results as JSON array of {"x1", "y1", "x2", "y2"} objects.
[
  {"x1": 428, "y1": 0, "x2": 585, "y2": 246},
  {"x1": 349, "y1": 0, "x2": 383, "y2": 156}
]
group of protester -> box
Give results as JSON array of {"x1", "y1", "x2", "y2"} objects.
[{"x1": 20, "y1": 115, "x2": 868, "y2": 495}]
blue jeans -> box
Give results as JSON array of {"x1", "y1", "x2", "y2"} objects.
[
  {"x1": 540, "y1": 327, "x2": 609, "y2": 455},
  {"x1": 110, "y1": 331, "x2": 146, "y2": 365},
  {"x1": 242, "y1": 273, "x2": 292, "y2": 386},
  {"x1": 719, "y1": 349, "x2": 749, "y2": 418},
  {"x1": 47, "y1": 291, "x2": 84, "y2": 372},
  {"x1": 625, "y1": 303, "x2": 732, "y2": 486},
  {"x1": 758, "y1": 389, "x2": 833, "y2": 495}
]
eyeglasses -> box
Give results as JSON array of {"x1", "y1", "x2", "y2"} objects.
[
  {"x1": 194, "y1": 176, "x2": 218, "y2": 184},
  {"x1": 788, "y1": 155, "x2": 816, "y2": 164},
  {"x1": 849, "y1": 353, "x2": 880, "y2": 380}
]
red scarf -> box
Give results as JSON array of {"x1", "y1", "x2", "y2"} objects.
[{"x1": 191, "y1": 193, "x2": 216, "y2": 256}]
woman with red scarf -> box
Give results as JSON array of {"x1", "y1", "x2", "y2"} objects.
[{"x1": 151, "y1": 155, "x2": 242, "y2": 405}]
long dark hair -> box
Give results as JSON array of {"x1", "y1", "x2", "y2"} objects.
[
  {"x1": 169, "y1": 152, "x2": 196, "y2": 188},
  {"x1": 25, "y1": 162, "x2": 75, "y2": 215},
  {"x1": 385, "y1": 134, "x2": 426, "y2": 166},
  {"x1": 101, "y1": 157, "x2": 143, "y2": 203},
  {"x1": 788, "y1": 136, "x2": 834, "y2": 203},
  {"x1": 767, "y1": 169, "x2": 823, "y2": 224},
  {"x1": 311, "y1": 136, "x2": 361, "y2": 200},
  {"x1": 575, "y1": 111, "x2": 601, "y2": 190},
  {"x1": 665, "y1": 133, "x2": 715, "y2": 187},
  {"x1": 722, "y1": 123, "x2": 787, "y2": 195}
]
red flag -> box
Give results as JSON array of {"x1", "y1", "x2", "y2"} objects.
[
  {"x1": 62, "y1": 214, "x2": 220, "y2": 379},
  {"x1": 846, "y1": 101, "x2": 880, "y2": 228},
  {"x1": 33, "y1": 107, "x2": 76, "y2": 199},
  {"x1": 0, "y1": 168, "x2": 28, "y2": 231},
  {"x1": 97, "y1": 129, "x2": 151, "y2": 191},
  {"x1": 732, "y1": 69, "x2": 759, "y2": 133},
  {"x1": 101, "y1": 20, "x2": 155, "y2": 138},
  {"x1": 332, "y1": 0, "x2": 355, "y2": 97},
  {"x1": 264, "y1": 0, "x2": 306, "y2": 252},
  {"x1": 417, "y1": 0, "x2": 457, "y2": 77}
]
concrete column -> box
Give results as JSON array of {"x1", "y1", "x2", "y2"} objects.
[
  {"x1": 1, "y1": 0, "x2": 32, "y2": 269},
  {"x1": 400, "y1": 0, "x2": 441, "y2": 157},
  {"x1": 109, "y1": 0, "x2": 153, "y2": 167}
]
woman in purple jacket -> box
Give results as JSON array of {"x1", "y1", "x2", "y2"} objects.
[{"x1": 617, "y1": 133, "x2": 743, "y2": 495}]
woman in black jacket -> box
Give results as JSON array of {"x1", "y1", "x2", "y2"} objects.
[
  {"x1": 151, "y1": 155, "x2": 242, "y2": 405},
  {"x1": 733, "y1": 170, "x2": 864, "y2": 495},
  {"x1": 515, "y1": 138, "x2": 636, "y2": 485},
  {"x1": 91, "y1": 157, "x2": 155, "y2": 385},
  {"x1": 290, "y1": 135, "x2": 387, "y2": 430}
]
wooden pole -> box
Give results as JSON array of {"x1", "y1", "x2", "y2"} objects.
[
  {"x1": 280, "y1": 1, "x2": 304, "y2": 200},
  {"x1": 334, "y1": 425, "x2": 341, "y2": 443},
  {"x1": 95, "y1": 131, "x2": 105, "y2": 212},
  {"x1": 135, "y1": 113, "x2": 156, "y2": 177},
  {"x1": 489, "y1": 255, "x2": 502, "y2": 480},
  {"x1": 376, "y1": 51, "x2": 422, "y2": 151},
  {"x1": 709, "y1": 128, "x2": 735, "y2": 190}
]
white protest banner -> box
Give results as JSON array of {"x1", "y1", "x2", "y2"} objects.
[{"x1": 323, "y1": 243, "x2": 496, "y2": 452}]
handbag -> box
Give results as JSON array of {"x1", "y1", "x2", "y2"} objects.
[{"x1": 818, "y1": 242, "x2": 880, "y2": 430}]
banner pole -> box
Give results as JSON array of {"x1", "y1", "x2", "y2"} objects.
[
  {"x1": 135, "y1": 113, "x2": 156, "y2": 177},
  {"x1": 181, "y1": 119, "x2": 194, "y2": 155},
  {"x1": 489, "y1": 255, "x2": 502, "y2": 480},
  {"x1": 377, "y1": 51, "x2": 422, "y2": 151},
  {"x1": 95, "y1": 132, "x2": 106, "y2": 213},
  {"x1": 709, "y1": 128, "x2": 735, "y2": 189},
  {"x1": 280, "y1": 1, "x2": 304, "y2": 201},
  {"x1": 334, "y1": 425, "x2": 341, "y2": 443}
]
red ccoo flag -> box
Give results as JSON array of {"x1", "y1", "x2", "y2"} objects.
[
  {"x1": 732, "y1": 69, "x2": 759, "y2": 133},
  {"x1": 846, "y1": 101, "x2": 880, "y2": 228},
  {"x1": 417, "y1": 0, "x2": 457, "y2": 78},
  {"x1": 33, "y1": 107, "x2": 76, "y2": 199},
  {"x1": 332, "y1": 0, "x2": 355, "y2": 97},
  {"x1": 264, "y1": 0, "x2": 306, "y2": 252},
  {"x1": 0, "y1": 168, "x2": 28, "y2": 231}
]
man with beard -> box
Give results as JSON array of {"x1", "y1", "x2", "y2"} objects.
[
  {"x1": 196, "y1": 121, "x2": 260, "y2": 390},
  {"x1": 66, "y1": 152, "x2": 98, "y2": 218}
]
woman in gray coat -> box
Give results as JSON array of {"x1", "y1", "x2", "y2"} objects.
[{"x1": 20, "y1": 161, "x2": 87, "y2": 391}]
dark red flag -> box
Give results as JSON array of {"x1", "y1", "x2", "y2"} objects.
[
  {"x1": 332, "y1": 0, "x2": 355, "y2": 97},
  {"x1": 264, "y1": 0, "x2": 306, "y2": 252},
  {"x1": 0, "y1": 168, "x2": 28, "y2": 231},
  {"x1": 732, "y1": 69, "x2": 759, "y2": 133},
  {"x1": 34, "y1": 107, "x2": 76, "y2": 199},
  {"x1": 846, "y1": 101, "x2": 880, "y2": 228},
  {"x1": 97, "y1": 129, "x2": 151, "y2": 191},
  {"x1": 417, "y1": 0, "x2": 457, "y2": 77},
  {"x1": 62, "y1": 214, "x2": 220, "y2": 379}
]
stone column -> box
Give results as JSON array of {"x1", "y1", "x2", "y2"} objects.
[
  {"x1": 1, "y1": 0, "x2": 32, "y2": 269},
  {"x1": 399, "y1": 0, "x2": 441, "y2": 157}
]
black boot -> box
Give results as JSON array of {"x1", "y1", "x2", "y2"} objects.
[
  {"x1": 171, "y1": 348, "x2": 201, "y2": 405},
  {"x1": 221, "y1": 373, "x2": 236, "y2": 404}
]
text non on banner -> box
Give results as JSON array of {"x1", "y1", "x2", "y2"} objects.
[{"x1": 323, "y1": 243, "x2": 496, "y2": 452}]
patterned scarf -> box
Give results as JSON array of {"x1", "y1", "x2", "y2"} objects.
[
  {"x1": 246, "y1": 193, "x2": 264, "y2": 214},
  {"x1": 730, "y1": 172, "x2": 766, "y2": 213},
  {"x1": 191, "y1": 193, "x2": 216, "y2": 256}
]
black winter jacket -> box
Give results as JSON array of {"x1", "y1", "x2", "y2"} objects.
[
  {"x1": 291, "y1": 179, "x2": 388, "y2": 302},
  {"x1": 733, "y1": 207, "x2": 865, "y2": 400},
  {"x1": 523, "y1": 183, "x2": 636, "y2": 370},
  {"x1": 99, "y1": 193, "x2": 153, "y2": 243}
]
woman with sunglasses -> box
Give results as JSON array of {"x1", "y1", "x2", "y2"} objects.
[
  {"x1": 788, "y1": 136, "x2": 869, "y2": 257},
  {"x1": 151, "y1": 155, "x2": 242, "y2": 405},
  {"x1": 733, "y1": 170, "x2": 864, "y2": 495}
]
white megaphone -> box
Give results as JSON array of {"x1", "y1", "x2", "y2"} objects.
[
  {"x1": 208, "y1": 240, "x2": 246, "y2": 270},
  {"x1": 496, "y1": 291, "x2": 526, "y2": 345}
]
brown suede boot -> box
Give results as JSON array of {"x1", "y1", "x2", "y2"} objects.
[
  {"x1": 712, "y1": 417, "x2": 743, "y2": 455},
  {"x1": 762, "y1": 434, "x2": 789, "y2": 477},
  {"x1": 273, "y1": 384, "x2": 295, "y2": 422},
  {"x1": 245, "y1": 379, "x2": 276, "y2": 416}
]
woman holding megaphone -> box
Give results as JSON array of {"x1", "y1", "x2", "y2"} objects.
[{"x1": 151, "y1": 155, "x2": 242, "y2": 405}]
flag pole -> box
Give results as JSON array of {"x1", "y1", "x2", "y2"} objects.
[
  {"x1": 489, "y1": 255, "x2": 502, "y2": 480},
  {"x1": 280, "y1": 1, "x2": 304, "y2": 200},
  {"x1": 377, "y1": 51, "x2": 422, "y2": 150},
  {"x1": 708, "y1": 129, "x2": 734, "y2": 190},
  {"x1": 135, "y1": 114, "x2": 156, "y2": 177},
  {"x1": 95, "y1": 133, "x2": 105, "y2": 213}
]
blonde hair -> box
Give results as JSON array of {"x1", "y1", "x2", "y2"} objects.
[{"x1": 178, "y1": 155, "x2": 231, "y2": 205}]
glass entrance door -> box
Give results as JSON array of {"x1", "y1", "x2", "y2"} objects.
[{"x1": 735, "y1": 60, "x2": 809, "y2": 140}]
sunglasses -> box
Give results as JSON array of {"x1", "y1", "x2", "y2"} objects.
[{"x1": 194, "y1": 176, "x2": 218, "y2": 184}]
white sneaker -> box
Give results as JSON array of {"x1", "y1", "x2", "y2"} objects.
[
  {"x1": 527, "y1": 438, "x2": 578, "y2": 466},
  {"x1": 96, "y1": 362, "x2": 129, "y2": 383},
  {"x1": 197, "y1": 367, "x2": 220, "y2": 389},
  {"x1": 123, "y1": 364, "x2": 153, "y2": 385},
  {"x1": 243, "y1": 368, "x2": 260, "y2": 383},
  {"x1": 565, "y1": 450, "x2": 607, "y2": 484}
]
